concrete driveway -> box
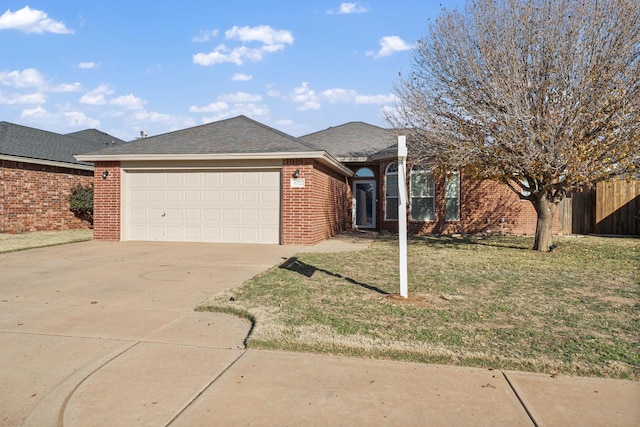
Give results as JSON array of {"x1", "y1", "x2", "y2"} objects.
[
  {"x1": 2, "y1": 238, "x2": 638, "y2": 426},
  {"x1": 0, "y1": 240, "x2": 301, "y2": 426}
]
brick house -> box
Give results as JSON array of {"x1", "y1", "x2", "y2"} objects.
[
  {"x1": 77, "y1": 115, "x2": 555, "y2": 245},
  {"x1": 0, "y1": 122, "x2": 124, "y2": 233}
]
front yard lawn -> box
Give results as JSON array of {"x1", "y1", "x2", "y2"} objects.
[{"x1": 199, "y1": 235, "x2": 639, "y2": 380}]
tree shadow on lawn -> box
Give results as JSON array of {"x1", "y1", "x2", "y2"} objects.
[
  {"x1": 407, "y1": 234, "x2": 533, "y2": 251},
  {"x1": 280, "y1": 257, "x2": 389, "y2": 296}
]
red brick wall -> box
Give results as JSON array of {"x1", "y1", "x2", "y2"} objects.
[
  {"x1": 0, "y1": 160, "x2": 93, "y2": 233},
  {"x1": 281, "y1": 159, "x2": 351, "y2": 245},
  {"x1": 93, "y1": 162, "x2": 121, "y2": 241},
  {"x1": 377, "y1": 160, "x2": 559, "y2": 236}
]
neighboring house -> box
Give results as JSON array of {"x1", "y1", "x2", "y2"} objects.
[
  {"x1": 77, "y1": 115, "x2": 556, "y2": 245},
  {"x1": 0, "y1": 122, "x2": 124, "y2": 233}
]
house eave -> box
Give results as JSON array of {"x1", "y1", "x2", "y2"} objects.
[
  {"x1": 0, "y1": 154, "x2": 94, "y2": 171},
  {"x1": 75, "y1": 151, "x2": 354, "y2": 177}
]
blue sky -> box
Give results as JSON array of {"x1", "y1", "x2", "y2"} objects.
[{"x1": 1, "y1": 1, "x2": 464, "y2": 140}]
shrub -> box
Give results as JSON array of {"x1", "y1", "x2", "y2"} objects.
[{"x1": 68, "y1": 183, "x2": 93, "y2": 224}]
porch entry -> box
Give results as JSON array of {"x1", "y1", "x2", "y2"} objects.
[{"x1": 353, "y1": 180, "x2": 376, "y2": 229}]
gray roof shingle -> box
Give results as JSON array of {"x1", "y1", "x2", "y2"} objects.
[
  {"x1": 0, "y1": 122, "x2": 122, "y2": 166},
  {"x1": 82, "y1": 115, "x2": 321, "y2": 156},
  {"x1": 66, "y1": 129, "x2": 125, "y2": 147},
  {"x1": 299, "y1": 122, "x2": 396, "y2": 160}
]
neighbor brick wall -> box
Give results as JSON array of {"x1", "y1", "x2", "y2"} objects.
[
  {"x1": 377, "y1": 160, "x2": 559, "y2": 236},
  {"x1": 93, "y1": 162, "x2": 121, "y2": 241},
  {"x1": 281, "y1": 159, "x2": 351, "y2": 245},
  {"x1": 0, "y1": 160, "x2": 93, "y2": 233}
]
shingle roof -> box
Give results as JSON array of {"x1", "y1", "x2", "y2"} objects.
[
  {"x1": 82, "y1": 115, "x2": 321, "y2": 156},
  {"x1": 66, "y1": 129, "x2": 125, "y2": 147},
  {"x1": 299, "y1": 122, "x2": 397, "y2": 160},
  {"x1": 0, "y1": 122, "x2": 120, "y2": 166}
]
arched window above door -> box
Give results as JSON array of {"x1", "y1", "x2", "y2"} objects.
[{"x1": 354, "y1": 167, "x2": 374, "y2": 177}]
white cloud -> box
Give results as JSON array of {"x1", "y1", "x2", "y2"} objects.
[
  {"x1": 50, "y1": 82, "x2": 82, "y2": 92},
  {"x1": 355, "y1": 93, "x2": 397, "y2": 104},
  {"x1": 78, "y1": 62, "x2": 98, "y2": 69},
  {"x1": 0, "y1": 68, "x2": 46, "y2": 88},
  {"x1": 292, "y1": 83, "x2": 397, "y2": 110},
  {"x1": 64, "y1": 111, "x2": 100, "y2": 128},
  {"x1": 201, "y1": 102, "x2": 270, "y2": 124},
  {"x1": 218, "y1": 92, "x2": 262, "y2": 103},
  {"x1": 232, "y1": 73, "x2": 252, "y2": 81},
  {"x1": 192, "y1": 29, "x2": 219, "y2": 42},
  {"x1": 0, "y1": 91, "x2": 46, "y2": 105},
  {"x1": 20, "y1": 105, "x2": 50, "y2": 120},
  {"x1": 189, "y1": 101, "x2": 229, "y2": 113},
  {"x1": 293, "y1": 82, "x2": 320, "y2": 111},
  {"x1": 368, "y1": 35, "x2": 412, "y2": 58},
  {"x1": 327, "y1": 3, "x2": 368, "y2": 14},
  {"x1": 225, "y1": 25, "x2": 293, "y2": 45},
  {"x1": 79, "y1": 85, "x2": 113, "y2": 105},
  {"x1": 275, "y1": 119, "x2": 293, "y2": 126},
  {"x1": 321, "y1": 88, "x2": 358, "y2": 103},
  {"x1": 0, "y1": 6, "x2": 74, "y2": 34},
  {"x1": 190, "y1": 92, "x2": 270, "y2": 122},
  {"x1": 193, "y1": 25, "x2": 293, "y2": 66},
  {"x1": 19, "y1": 105, "x2": 100, "y2": 130},
  {"x1": 110, "y1": 94, "x2": 145, "y2": 110}
]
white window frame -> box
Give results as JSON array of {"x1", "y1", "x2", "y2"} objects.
[
  {"x1": 445, "y1": 171, "x2": 460, "y2": 221},
  {"x1": 410, "y1": 166, "x2": 435, "y2": 221},
  {"x1": 385, "y1": 162, "x2": 399, "y2": 221}
]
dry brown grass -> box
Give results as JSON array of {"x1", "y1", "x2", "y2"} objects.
[
  {"x1": 200, "y1": 235, "x2": 640, "y2": 380},
  {"x1": 0, "y1": 229, "x2": 93, "y2": 253}
]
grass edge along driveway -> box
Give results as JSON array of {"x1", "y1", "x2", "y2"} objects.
[{"x1": 199, "y1": 235, "x2": 640, "y2": 381}]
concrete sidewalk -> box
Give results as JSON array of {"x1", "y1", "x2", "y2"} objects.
[{"x1": 0, "y1": 233, "x2": 638, "y2": 426}]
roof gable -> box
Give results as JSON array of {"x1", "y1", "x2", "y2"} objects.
[
  {"x1": 299, "y1": 122, "x2": 396, "y2": 160},
  {"x1": 0, "y1": 122, "x2": 120, "y2": 166},
  {"x1": 83, "y1": 115, "x2": 321, "y2": 156}
]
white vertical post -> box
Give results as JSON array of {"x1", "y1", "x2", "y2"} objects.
[{"x1": 398, "y1": 136, "x2": 408, "y2": 298}]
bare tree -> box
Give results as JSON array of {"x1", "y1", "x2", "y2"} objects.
[{"x1": 388, "y1": 0, "x2": 639, "y2": 251}]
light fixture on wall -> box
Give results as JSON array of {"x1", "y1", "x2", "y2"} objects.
[
  {"x1": 102, "y1": 170, "x2": 109, "y2": 180},
  {"x1": 293, "y1": 169, "x2": 300, "y2": 178}
]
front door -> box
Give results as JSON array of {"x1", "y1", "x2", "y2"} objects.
[{"x1": 353, "y1": 180, "x2": 376, "y2": 229}]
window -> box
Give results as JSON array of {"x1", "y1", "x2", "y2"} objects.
[
  {"x1": 410, "y1": 166, "x2": 435, "y2": 221},
  {"x1": 385, "y1": 162, "x2": 398, "y2": 220},
  {"x1": 354, "y1": 167, "x2": 374, "y2": 178},
  {"x1": 445, "y1": 171, "x2": 460, "y2": 221}
]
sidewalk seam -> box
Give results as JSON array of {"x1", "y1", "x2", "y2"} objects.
[
  {"x1": 165, "y1": 349, "x2": 248, "y2": 426},
  {"x1": 501, "y1": 371, "x2": 539, "y2": 427},
  {"x1": 57, "y1": 341, "x2": 140, "y2": 427}
]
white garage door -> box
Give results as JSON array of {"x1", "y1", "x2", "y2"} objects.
[{"x1": 124, "y1": 170, "x2": 281, "y2": 244}]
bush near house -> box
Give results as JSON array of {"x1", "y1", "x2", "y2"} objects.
[{"x1": 68, "y1": 183, "x2": 94, "y2": 225}]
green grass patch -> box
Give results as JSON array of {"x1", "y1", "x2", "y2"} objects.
[{"x1": 199, "y1": 235, "x2": 640, "y2": 380}]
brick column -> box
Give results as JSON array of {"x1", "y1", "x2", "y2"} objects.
[{"x1": 93, "y1": 162, "x2": 121, "y2": 241}]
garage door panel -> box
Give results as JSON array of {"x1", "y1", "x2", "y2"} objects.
[
  {"x1": 184, "y1": 209, "x2": 201, "y2": 221},
  {"x1": 222, "y1": 173, "x2": 241, "y2": 185},
  {"x1": 147, "y1": 174, "x2": 165, "y2": 186},
  {"x1": 185, "y1": 190, "x2": 201, "y2": 202},
  {"x1": 222, "y1": 190, "x2": 240, "y2": 202},
  {"x1": 204, "y1": 208, "x2": 220, "y2": 221},
  {"x1": 167, "y1": 190, "x2": 183, "y2": 202},
  {"x1": 125, "y1": 170, "x2": 280, "y2": 244},
  {"x1": 242, "y1": 209, "x2": 259, "y2": 222},
  {"x1": 222, "y1": 208, "x2": 239, "y2": 222},
  {"x1": 148, "y1": 190, "x2": 164, "y2": 202},
  {"x1": 203, "y1": 190, "x2": 220, "y2": 203}
]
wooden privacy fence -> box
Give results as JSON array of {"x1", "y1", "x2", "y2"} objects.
[
  {"x1": 595, "y1": 180, "x2": 640, "y2": 235},
  {"x1": 559, "y1": 180, "x2": 640, "y2": 236}
]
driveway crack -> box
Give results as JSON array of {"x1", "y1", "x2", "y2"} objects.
[
  {"x1": 501, "y1": 371, "x2": 538, "y2": 427},
  {"x1": 166, "y1": 349, "x2": 247, "y2": 426}
]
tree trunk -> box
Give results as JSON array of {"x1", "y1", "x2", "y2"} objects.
[{"x1": 532, "y1": 193, "x2": 558, "y2": 252}]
